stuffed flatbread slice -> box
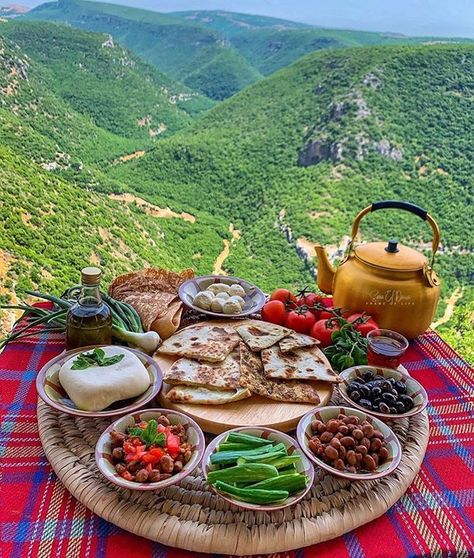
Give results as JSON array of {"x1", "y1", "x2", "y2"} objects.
[
  {"x1": 239, "y1": 342, "x2": 320, "y2": 404},
  {"x1": 236, "y1": 322, "x2": 291, "y2": 352},
  {"x1": 261, "y1": 345, "x2": 339, "y2": 383},
  {"x1": 166, "y1": 385, "x2": 251, "y2": 405},
  {"x1": 157, "y1": 324, "x2": 239, "y2": 362},
  {"x1": 279, "y1": 332, "x2": 319, "y2": 353}
]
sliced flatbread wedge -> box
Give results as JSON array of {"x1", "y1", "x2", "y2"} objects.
[
  {"x1": 239, "y1": 342, "x2": 320, "y2": 404},
  {"x1": 164, "y1": 348, "x2": 241, "y2": 390},
  {"x1": 279, "y1": 332, "x2": 319, "y2": 353},
  {"x1": 236, "y1": 322, "x2": 291, "y2": 352},
  {"x1": 262, "y1": 344, "x2": 340, "y2": 383},
  {"x1": 166, "y1": 385, "x2": 251, "y2": 405},
  {"x1": 156, "y1": 324, "x2": 239, "y2": 362}
]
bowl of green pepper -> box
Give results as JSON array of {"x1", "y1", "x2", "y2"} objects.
[{"x1": 201, "y1": 426, "x2": 314, "y2": 511}]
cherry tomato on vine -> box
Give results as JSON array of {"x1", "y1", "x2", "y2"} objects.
[
  {"x1": 285, "y1": 308, "x2": 316, "y2": 334},
  {"x1": 297, "y1": 292, "x2": 323, "y2": 308},
  {"x1": 261, "y1": 300, "x2": 287, "y2": 325},
  {"x1": 346, "y1": 313, "x2": 378, "y2": 337},
  {"x1": 270, "y1": 288, "x2": 297, "y2": 308},
  {"x1": 310, "y1": 319, "x2": 341, "y2": 347}
]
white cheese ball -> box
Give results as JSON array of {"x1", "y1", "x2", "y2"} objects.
[
  {"x1": 193, "y1": 290, "x2": 214, "y2": 310},
  {"x1": 207, "y1": 283, "x2": 231, "y2": 295},
  {"x1": 210, "y1": 298, "x2": 224, "y2": 313},
  {"x1": 215, "y1": 291, "x2": 230, "y2": 301},
  {"x1": 228, "y1": 295, "x2": 245, "y2": 309},
  {"x1": 222, "y1": 299, "x2": 242, "y2": 314},
  {"x1": 229, "y1": 284, "x2": 246, "y2": 298}
]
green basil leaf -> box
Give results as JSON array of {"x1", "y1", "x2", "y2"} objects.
[
  {"x1": 152, "y1": 432, "x2": 166, "y2": 447},
  {"x1": 94, "y1": 348, "x2": 106, "y2": 364},
  {"x1": 141, "y1": 419, "x2": 158, "y2": 446},
  {"x1": 127, "y1": 427, "x2": 144, "y2": 437},
  {"x1": 102, "y1": 354, "x2": 125, "y2": 367}
]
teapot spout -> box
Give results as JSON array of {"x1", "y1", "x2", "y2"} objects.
[{"x1": 314, "y1": 245, "x2": 335, "y2": 294}]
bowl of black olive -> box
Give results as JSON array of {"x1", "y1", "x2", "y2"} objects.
[{"x1": 338, "y1": 366, "x2": 428, "y2": 419}]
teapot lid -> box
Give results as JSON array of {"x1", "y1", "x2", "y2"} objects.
[{"x1": 354, "y1": 239, "x2": 427, "y2": 271}]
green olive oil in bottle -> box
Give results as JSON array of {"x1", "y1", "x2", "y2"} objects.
[{"x1": 66, "y1": 267, "x2": 112, "y2": 350}]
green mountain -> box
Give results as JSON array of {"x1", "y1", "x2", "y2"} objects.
[
  {"x1": 108, "y1": 44, "x2": 474, "y2": 358},
  {"x1": 26, "y1": 1, "x2": 262, "y2": 100},
  {"x1": 172, "y1": 10, "x2": 474, "y2": 77}
]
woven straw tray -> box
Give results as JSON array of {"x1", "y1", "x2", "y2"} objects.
[{"x1": 37, "y1": 393, "x2": 429, "y2": 555}]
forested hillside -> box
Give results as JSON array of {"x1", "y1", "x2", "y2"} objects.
[
  {"x1": 28, "y1": 2, "x2": 474, "y2": 100},
  {"x1": 108, "y1": 45, "x2": 474, "y2": 358},
  {"x1": 26, "y1": 1, "x2": 262, "y2": 100}
]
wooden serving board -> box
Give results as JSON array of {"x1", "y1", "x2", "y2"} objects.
[{"x1": 155, "y1": 320, "x2": 333, "y2": 434}]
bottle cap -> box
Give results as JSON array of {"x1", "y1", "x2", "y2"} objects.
[{"x1": 81, "y1": 267, "x2": 102, "y2": 286}]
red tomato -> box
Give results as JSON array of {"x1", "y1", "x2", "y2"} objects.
[
  {"x1": 121, "y1": 470, "x2": 133, "y2": 481},
  {"x1": 285, "y1": 309, "x2": 316, "y2": 334},
  {"x1": 150, "y1": 447, "x2": 166, "y2": 458},
  {"x1": 297, "y1": 292, "x2": 323, "y2": 308},
  {"x1": 310, "y1": 319, "x2": 341, "y2": 347},
  {"x1": 270, "y1": 288, "x2": 297, "y2": 307},
  {"x1": 261, "y1": 300, "x2": 287, "y2": 325},
  {"x1": 318, "y1": 309, "x2": 334, "y2": 320},
  {"x1": 166, "y1": 432, "x2": 181, "y2": 458},
  {"x1": 142, "y1": 452, "x2": 160, "y2": 464},
  {"x1": 347, "y1": 313, "x2": 378, "y2": 337}
]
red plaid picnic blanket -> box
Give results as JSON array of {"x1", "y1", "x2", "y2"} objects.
[{"x1": 1, "y1": 309, "x2": 473, "y2": 558}]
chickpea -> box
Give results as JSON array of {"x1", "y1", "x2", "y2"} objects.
[
  {"x1": 363, "y1": 454, "x2": 376, "y2": 471},
  {"x1": 330, "y1": 437, "x2": 341, "y2": 450},
  {"x1": 148, "y1": 469, "x2": 161, "y2": 482},
  {"x1": 183, "y1": 449, "x2": 192, "y2": 463},
  {"x1": 373, "y1": 429, "x2": 384, "y2": 439},
  {"x1": 157, "y1": 415, "x2": 170, "y2": 427},
  {"x1": 379, "y1": 447, "x2": 389, "y2": 460},
  {"x1": 160, "y1": 455, "x2": 174, "y2": 474},
  {"x1": 362, "y1": 424, "x2": 375, "y2": 438},
  {"x1": 370, "y1": 438, "x2": 383, "y2": 452},
  {"x1": 311, "y1": 419, "x2": 323, "y2": 432},
  {"x1": 338, "y1": 446, "x2": 346, "y2": 459},
  {"x1": 173, "y1": 461, "x2": 184, "y2": 473},
  {"x1": 356, "y1": 444, "x2": 368, "y2": 456},
  {"x1": 324, "y1": 446, "x2": 339, "y2": 460},
  {"x1": 346, "y1": 450, "x2": 357, "y2": 466},
  {"x1": 371, "y1": 453, "x2": 379, "y2": 467},
  {"x1": 127, "y1": 460, "x2": 141, "y2": 474},
  {"x1": 340, "y1": 436, "x2": 355, "y2": 447},
  {"x1": 326, "y1": 420, "x2": 339, "y2": 433},
  {"x1": 353, "y1": 429, "x2": 364, "y2": 440},
  {"x1": 320, "y1": 431, "x2": 334, "y2": 443},
  {"x1": 361, "y1": 437, "x2": 371, "y2": 450},
  {"x1": 112, "y1": 447, "x2": 124, "y2": 461},
  {"x1": 309, "y1": 438, "x2": 321, "y2": 454},
  {"x1": 135, "y1": 469, "x2": 149, "y2": 483},
  {"x1": 334, "y1": 459, "x2": 345, "y2": 471},
  {"x1": 115, "y1": 463, "x2": 126, "y2": 474},
  {"x1": 338, "y1": 425, "x2": 349, "y2": 435}
]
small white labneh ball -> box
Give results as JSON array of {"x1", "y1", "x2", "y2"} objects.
[
  {"x1": 207, "y1": 283, "x2": 231, "y2": 295},
  {"x1": 215, "y1": 291, "x2": 230, "y2": 301},
  {"x1": 193, "y1": 290, "x2": 214, "y2": 310},
  {"x1": 229, "y1": 284, "x2": 246, "y2": 297},
  {"x1": 223, "y1": 299, "x2": 241, "y2": 314},
  {"x1": 210, "y1": 298, "x2": 224, "y2": 313},
  {"x1": 228, "y1": 295, "x2": 245, "y2": 309}
]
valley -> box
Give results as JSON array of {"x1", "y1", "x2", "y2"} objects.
[{"x1": 0, "y1": 7, "x2": 472, "y2": 360}]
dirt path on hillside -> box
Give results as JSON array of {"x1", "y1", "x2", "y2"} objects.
[
  {"x1": 213, "y1": 224, "x2": 241, "y2": 275},
  {"x1": 109, "y1": 193, "x2": 196, "y2": 223},
  {"x1": 114, "y1": 150, "x2": 145, "y2": 164},
  {"x1": 432, "y1": 287, "x2": 463, "y2": 330},
  {"x1": 297, "y1": 235, "x2": 351, "y2": 262}
]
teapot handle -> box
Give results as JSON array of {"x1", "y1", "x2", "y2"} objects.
[{"x1": 349, "y1": 200, "x2": 441, "y2": 268}]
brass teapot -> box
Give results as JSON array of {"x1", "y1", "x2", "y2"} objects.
[{"x1": 315, "y1": 201, "x2": 441, "y2": 339}]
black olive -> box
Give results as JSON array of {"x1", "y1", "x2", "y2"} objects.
[
  {"x1": 373, "y1": 397, "x2": 382, "y2": 405},
  {"x1": 382, "y1": 392, "x2": 397, "y2": 403},
  {"x1": 395, "y1": 401, "x2": 406, "y2": 413},
  {"x1": 387, "y1": 377, "x2": 396, "y2": 384},
  {"x1": 381, "y1": 381, "x2": 392, "y2": 392},
  {"x1": 390, "y1": 389, "x2": 399, "y2": 397},
  {"x1": 394, "y1": 381, "x2": 407, "y2": 394},
  {"x1": 359, "y1": 385, "x2": 371, "y2": 398},
  {"x1": 372, "y1": 402, "x2": 380, "y2": 411},
  {"x1": 363, "y1": 371, "x2": 375, "y2": 382},
  {"x1": 400, "y1": 395, "x2": 414, "y2": 409},
  {"x1": 389, "y1": 406, "x2": 398, "y2": 414},
  {"x1": 351, "y1": 390, "x2": 361, "y2": 402},
  {"x1": 372, "y1": 386, "x2": 382, "y2": 397},
  {"x1": 359, "y1": 398, "x2": 372, "y2": 409},
  {"x1": 379, "y1": 402, "x2": 391, "y2": 413}
]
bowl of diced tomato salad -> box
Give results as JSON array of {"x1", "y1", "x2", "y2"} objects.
[{"x1": 95, "y1": 409, "x2": 205, "y2": 490}]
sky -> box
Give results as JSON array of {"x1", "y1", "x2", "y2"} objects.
[{"x1": 22, "y1": 0, "x2": 474, "y2": 38}]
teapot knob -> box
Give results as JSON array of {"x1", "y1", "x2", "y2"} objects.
[{"x1": 385, "y1": 239, "x2": 399, "y2": 253}]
